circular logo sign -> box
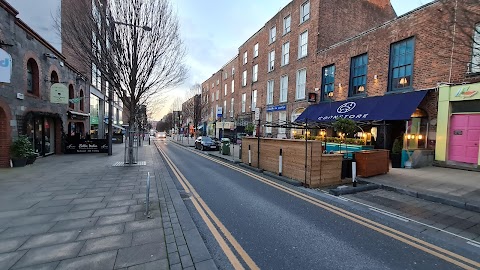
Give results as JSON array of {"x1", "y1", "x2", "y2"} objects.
[{"x1": 337, "y1": 102, "x2": 356, "y2": 114}]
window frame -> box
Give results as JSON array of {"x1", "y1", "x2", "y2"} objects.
[
  {"x1": 270, "y1": 26, "x2": 276, "y2": 43},
  {"x1": 388, "y1": 37, "x2": 415, "y2": 92},
  {"x1": 267, "y1": 80, "x2": 274, "y2": 105},
  {"x1": 298, "y1": 31, "x2": 308, "y2": 59},
  {"x1": 266, "y1": 112, "x2": 273, "y2": 134},
  {"x1": 282, "y1": 42, "x2": 290, "y2": 66},
  {"x1": 470, "y1": 23, "x2": 480, "y2": 73},
  {"x1": 243, "y1": 51, "x2": 248, "y2": 65},
  {"x1": 321, "y1": 64, "x2": 335, "y2": 101},
  {"x1": 252, "y1": 90, "x2": 257, "y2": 111},
  {"x1": 268, "y1": 50, "x2": 275, "y2": 72},
  {"x1": 349, "y1": 54, "x2": 368, "y2": 97},
  {"x1": 278, "y1": 111, "x2": 287, "y2": 134},
  {"x1": 300, "y1": 1, "x2": 310, "y2": 24},
  {"x1": 242, "y1": 93, "x2": 246, "y2": 113},
  {"x1": 242, "y1": 70, "x2": 247, "y2": 86},
  {"x1": 283, "y1": 15, "x2": 291, "y2": 35},
  {"x1": 26, "y1": 58, "x2": 39, "y2": 96},
  {"x1": 254, "y1": 43, "x2": 259, "y2": 58},
  {"x1": 295, "y1": 68, "x2": 307, "y2": 100},
  {"x1": 280, "y1": 75, "x2": 288, "y2": 103},
  {"x1": 253, "y1": 64, "x2": 258, "y2": 82},
  {"x1": 230, "y1": 98, "x2": 234, "y2": 117}
]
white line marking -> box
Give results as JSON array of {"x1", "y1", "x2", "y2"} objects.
[
  {"x1": 467, "y1": 241, "x2": 480, "y2": 248},
  {"x1": 369, "y1": 208, "x2": 409, "y2": 222}
]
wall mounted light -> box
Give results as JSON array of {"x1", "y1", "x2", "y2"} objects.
[
  {"x1": 418, "y1": 135, "x2": 423, "y2": 140},
  {"x1": 358, "y1": 85, "x2": 365, "y2": 92}
]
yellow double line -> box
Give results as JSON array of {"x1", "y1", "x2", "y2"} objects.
[
  {"x1": 171, "y1": 143, "x2": 480, "y2": 270},
  {"x1": 156, "y1": 143, "x2": 259, "y2": 270}
]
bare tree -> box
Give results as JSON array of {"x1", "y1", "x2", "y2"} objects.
[
  {"x1": 181, "y1": 83, "x2": 207, "y2": 136},
  {"x1": 60, "y1": 0, "x2": 187, "y2": 157}
]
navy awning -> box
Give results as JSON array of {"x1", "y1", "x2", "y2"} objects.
[{"x1": 294, "y1": 90, "x2": 428, "y2": 124}]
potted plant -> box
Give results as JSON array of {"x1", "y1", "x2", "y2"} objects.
[
  {"x1": 391, "y1": 137, "x2": 403, "y2": 168},
  {"x1": 10, "y1": 135, "x2": 34, "y2": 167},
  {"x1": 26, "y1": 151, "x2": 37, "y2": 165}
]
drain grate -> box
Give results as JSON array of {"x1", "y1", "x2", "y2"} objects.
[{"x1": 112, "y1": 161, "x2": 146, "y2": 167}]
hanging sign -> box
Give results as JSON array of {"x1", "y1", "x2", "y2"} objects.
[
  {"x1": 50, "y1": 83, "x2": 69, "y2": 104},
  {"x1": 69, "y1": 97, "x2": 84, "y2": 104},
  {"x1": 0, "y1": 48, "x2": 12, "y2": 83}
]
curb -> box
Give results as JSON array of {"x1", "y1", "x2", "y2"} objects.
[
  {"x1": 329, "y1": 183, "x2": 380, "y2": 196},
  {"x1": 238, "y1": 162, "x2": 264, "y2": 173},
  {"x1": 262, "y1": 171, "x2": 303, "y2": 187},
  {"x1": 358, "y1": 177, "x2": 480, "y2": 214}
]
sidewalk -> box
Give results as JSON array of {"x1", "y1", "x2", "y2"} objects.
[
  {"x1": 358, "y1": 166, "x2": 480, "y2": 213},
  {"x1": 0, "y1": 143, "x2": 215, "y2": 269}
]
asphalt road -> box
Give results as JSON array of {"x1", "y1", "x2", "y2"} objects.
[{"x1": 156, "y1": 141, "x2": 479, "y2": 270}]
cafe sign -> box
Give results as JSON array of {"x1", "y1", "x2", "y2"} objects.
[
  {"x1": 50, "y1": 83, "x2": 69, "y2": 104},
  {"x1": 65, "y1": 139, "x2": 108, "y2": 154},
  {"x1": 0, "y1": 48, "x2": 12, "y2": 83}
]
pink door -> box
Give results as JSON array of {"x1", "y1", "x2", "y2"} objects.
[{"x1": 448, "y1": 114, "x2": 480, "y2": 164}]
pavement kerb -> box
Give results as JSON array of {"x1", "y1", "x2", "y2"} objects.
[{"x1": 358, "y1": 177, "x2": 480, "y2": 214}]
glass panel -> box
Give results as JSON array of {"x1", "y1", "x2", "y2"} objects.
[{"x1": 34, "y1": 118, "x2": 43, "y2": 155}]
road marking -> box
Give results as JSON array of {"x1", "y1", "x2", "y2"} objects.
[
  {"x1": 467, "y1": 241, "x2": 480, "y2": 248},
  {"x1": 368, "y1": 208, "x2": 409, "y2": 222},
  {"x1": 156, "y1": 142, "x2": 259, "y2": 270},
  {"x1": 173, "y1": 143, "x2": 480, "y2": 270}
]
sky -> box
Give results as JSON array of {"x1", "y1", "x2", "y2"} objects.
[{"x1": 6, "y1": 0, "x2": 433, "y2": 120}]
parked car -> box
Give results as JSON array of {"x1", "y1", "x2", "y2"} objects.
[{"x1": 195, "y1": 136, "x2": 219, "y2": 151}]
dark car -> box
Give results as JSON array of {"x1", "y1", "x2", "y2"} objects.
[{"x1": 194, "y1": 136, "x2": 219, "y2": 151}]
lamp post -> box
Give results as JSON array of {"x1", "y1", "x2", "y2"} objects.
[{"x1": 108, "y1": 20, "x2": 151, "y2": 156}]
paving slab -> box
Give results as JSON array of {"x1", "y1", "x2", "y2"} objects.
[
  {"x1": 19, "y1": 231, "x2": 80, "y2": 250},
  {"x1": 79, "y1": 234, "x2": 132, "y2": 256},
  {"x1": 114, "y1": 242, "x2": 167, "y2": 269},
  {"x1": 70, "y1": 202, "x2": 108, "y2": 212},
  {"x1": 56, "y1": 250, "x2": 117, "y2": 270},
  {"x1": 96, "y1": 213, "x2": 136, "y2": 226},
  {"x1": 12, "y1": 242, "x2": 84, "y2": 268},
  {"x1": 0, "y1": 236, "x2": 29, "y2": 253},
  {"x1": 77, "y1": 224, "x2": 125, "y2": 241},
  {"x1": 0, "y1": 250, "x2": 27, "y2": 269},
  {"x1": 48, "y1": 217, "x2": 99, "y2": 232},
  {"x1": 126, "y1": 259, "x2": 169, "y2": 270},
  {"x1": 0, "y1": 223, "x2": 56, "y2": 239},
  {"x1": 93, "y1": 206, "x2": 130, "y2": 217}
]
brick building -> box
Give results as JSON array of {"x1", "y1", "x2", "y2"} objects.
[
  {"x1": 198, "y1": 0, "x2": 480, "y2": 154},
  {"x1": 0, "y1": 0, "x2": 90, "y2": 167}
]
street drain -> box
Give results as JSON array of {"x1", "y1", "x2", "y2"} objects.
[{"x1": 179, "y1": 191, "x2": 191, "y2": 200}]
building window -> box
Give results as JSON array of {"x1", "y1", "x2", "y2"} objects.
[
  {"x1": 266, "y1": 112, "x2": 273, "y2": 134},
  {"x1": 231, "y1": 80, "x2": 235, "y2": 93},
  {"x1": 224, "y1": 100, "x2": 227, "y2": 118},
  {"x1": 26, "y1": 58, "x2": 39, "y2": 95},
  {"x1": 280, "y1": 75, "x2": 288, "y2": 103},
  {"x1": 278, "y1": 111, "x2": 286, "y2": 135},
  {"x1": 270, "y1": 26, "x2": 276, "y2": 43},
  {"x1": 232, "y1": 67, "x2": 235, "y2": 75},
  {"x1": 212, "y1": 82, "x2": 214, "y2": 88},
  {"x1": 268, "y1": 50, "x2": 275, "y2": 72},
  {"x1": 321, "y1": 65, "x2": 335, "y2": 101},
  {"x1": 230, "y1": 98, "x2": 234, "y2": 117},
  {"x1": 224, "y1": 71, "x2": 228, "y2": 80},
  {"x1": 216, "y1": 79, "x2": 219, "y2": 85},
  {"x1": 50, "y1": 71, "x2": 59, "y2": 83},
  {"x1": 216, "y1": 90, "x2": 219, "y2": 100},
  {"x1": 282, "y1": 42, "x2": 290, "y2": 66},
  {"x1": 224, "y1": 84, "x2": 227, "y2": 96},
  {"x1": 252, "y1": 90, "x2": 257, "y2": 110},
  {"x1": 80, "y1": 90, "x2": 85, "y2": 111},
  {"x1": 349, "y1": 54, "x2": 368, "y2": 96},
  {"x1": 254, "y1": 43, "x2": 259, "y2": 58},
  {"x1": 243, "y1": 51, "x2": 247, "y2": 65},
  {"x1": 253, "y1": 64, "x2": 258, "y2": 82},
  {"x1": 296, "y1": 68, "x2": 306, "y2": 100},
  {"x1": 470, "y1": 24, "x2": 480, "y2": 73},
  {"x1": 389, "y1": 37, "x2": 414, "y2": 91},
  {"x1": 69, "y1": 84, "x2": 75, "y2": 109},
  {"x1": 242, "y1": 70, "x2": 247, "y2": 86},
  {"x1": 299, "y1": 31, "x2": 308, "y2": 59},
  {"x1": 300, "y1": 1, "x2": 310, "y2": 23},
  {"x1": 283, "y1": 15, "x2": 291, "y2": 34},
  {"x1": 211, "y1": 93, "x2": 214, "y2": 102},
  {"x1": 267, "y1": 80, "x2": 274, "y2": 105},
  {"x1": 242, "y1": 93, "x2": 246, "y2": 113}
]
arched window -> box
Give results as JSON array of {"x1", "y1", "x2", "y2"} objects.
[
  {"x1": 50, "y1": 71, "x2": 59, "y2": 83},
  {"x1": 79, "y1": 90, "x2": 84, "y2": 111},
  {"x1": 26, "y1": 59, "x2": 39, "y2": 96},
  {"x1": 69, "y1": 85, "x2": 74, "y2": 109}
]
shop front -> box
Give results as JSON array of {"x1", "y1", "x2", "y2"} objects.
[
  {"x1": 24, "y1": 112, "x2": 62, "y2": 157},
  {"x1": 67, "y1": 111, "x2": 89, "y2": 140},
  {"x1": 436, "y1": 83, "x2": 480, "y2": 169}
]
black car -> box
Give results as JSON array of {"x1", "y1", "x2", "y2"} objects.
[{"x1": 194, "y1": 136, "x2": 219, "y2": 151}]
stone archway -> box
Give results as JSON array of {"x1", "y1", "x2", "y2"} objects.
[{"x1": 0, "y1": 105, "x2": 11, "y2": 168}]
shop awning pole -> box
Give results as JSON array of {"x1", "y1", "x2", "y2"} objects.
[{"x1": 383, "y1": 120, "x2": 387, "y2": 149}]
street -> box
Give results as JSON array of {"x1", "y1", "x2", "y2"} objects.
[{"x1": 155, "y1": 140, "x2": 480, "y2": 270}]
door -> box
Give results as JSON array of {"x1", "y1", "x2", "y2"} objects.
[{"x1": 448, "y1": 114, "x2": 480, "y2": 164}]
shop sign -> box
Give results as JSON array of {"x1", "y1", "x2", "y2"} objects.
[
  {"x1": 90, "y1": 116, "x2": 99, "y2": 125},
  {"x1": 266, "y1": 105, "x2": 287, "y2": 112},
  {"x1": 50, "y1": 83, "x2": 69, "y2": 104},
  {"x1": 216, "y1": 106, "x2": 223, "y2": 118},
  {"x1": 0, "y1": 48, "x2": 12, "y2": 83},
  {"x1": 454, "y1": 86, "x2": 478, "y2": 99},
  {"x1": 65, "y1": 139, "x2": 108, "y2": 154}
]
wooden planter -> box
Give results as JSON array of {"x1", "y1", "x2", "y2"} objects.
[{"x1": 355, "y1": 150, "x2": 390, "y2": 177}]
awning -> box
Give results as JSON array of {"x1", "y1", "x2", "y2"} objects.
[
  {"x1": 112, "y1": 124, "x2": 125, "y2": 130},
  {"x1": 68, "y1": 111, "x2": 90, "y2": 117},
  {"x1": 295, "y1": 90, "x2": 428, "y2": 124}
]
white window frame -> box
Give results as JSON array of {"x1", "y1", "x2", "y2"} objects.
[
  {"x1": 253, "y1": 64, "x2": 258, "y2": 82},
  {"x1": 283, "y1": 15, "x2": 291, "y2": 35},
  {"x1": 252, "y1": 90, "x2": 257, "y2": 111},
  {"x1": 278, "y1": 111, "x2": 287, "y2": 134},
  {"x1": 224, "y1": 84, "x2": 227, "y2": 96},
  {"x1": 471, "y1": 23, "x2": 480, "y2": 73},
  {"x1": 254, "y1": 43, "x2": 259, "y2": 58},
  {"x1": 216, "y1": 90, "x2": 219, "y2": 100},
  {"x1": 216, "y1": 79, "x2": 219, "y2": 85},
  {"x1": 268, "y1": 50, "x2": 275, "y2": 72},
  {"x1": 299, "y1": 31, "x2": 308, "y2": 59},
  {"x1": 230, "y1": 98, "x2": 234, "y2": 117},
  {"x1": 267, "y1": 80, "x2": 274, "y2": 105},
  {"x1": 241, "y1": 93, "x2": 246, "y2": 113},
  {"x1": 224, "y1": 100, "x2": 227, "y2": 118},
  {"x1": 243, "y1": 51, "x2": 248, "y2": 65},
  {"x1": 296, "y1": 69, "x2": 306, "y2": 100},
  {"x1": 231, "y1": 79, "x2": 235, "y2": 93},
  {"x1": 280, "y1": 75, "x2": 288, "y2": 103},
  {"x1": 242, "y1": 70, "x2": 247, "y2": 86},
  {"x1": 232, "y1": 67, "x2": 235, "y2": 75},
  {"x1": 266, "y1": 112, "x2": 273, "y2": 134},
  {"x1": 282, "y1": 42, "x2": 290, "y2": 66},
  {"x1": 211, "y1": 93, "x2": 214, "y2": 102},
  {"x1": 300, "y1": 1, "x2": 310, "y2": 23},
  {"x1": 270, "y1": 26, "x2": 276, "y2": 43}
]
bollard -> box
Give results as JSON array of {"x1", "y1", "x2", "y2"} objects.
[
  {"x1": 279, "y1": 148, "x2": 283, "y2": 176},
  {"x1": 352, "y1": 154, "x2": 357, "y2": 187},
  {"x1": 248, "y1": 145, "x2": 252, "y2": 166},
  {"x1": 145, "y1": 172, "x2": 151, "y2": 218}
]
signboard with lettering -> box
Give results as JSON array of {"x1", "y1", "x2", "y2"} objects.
[
  {"x1": 64, "y1": 139, "x2": 109, "y2": 154},
  {"x1": 266, "y1": 105, "x2": 287, "y2": 112},
  {"x1": 216, "y1": 106, "x2": 223, "y2": 118},
  {"x1": 0, "y1": 48, "x2": 12, "y2": 83},
  {"x1": 50, "y1": 83, "x2": 69, "y2": 104}
]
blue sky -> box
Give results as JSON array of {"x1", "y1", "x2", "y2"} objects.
[{"x1": 6, "y1": 0, "x2": 433, "y2": 119}]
